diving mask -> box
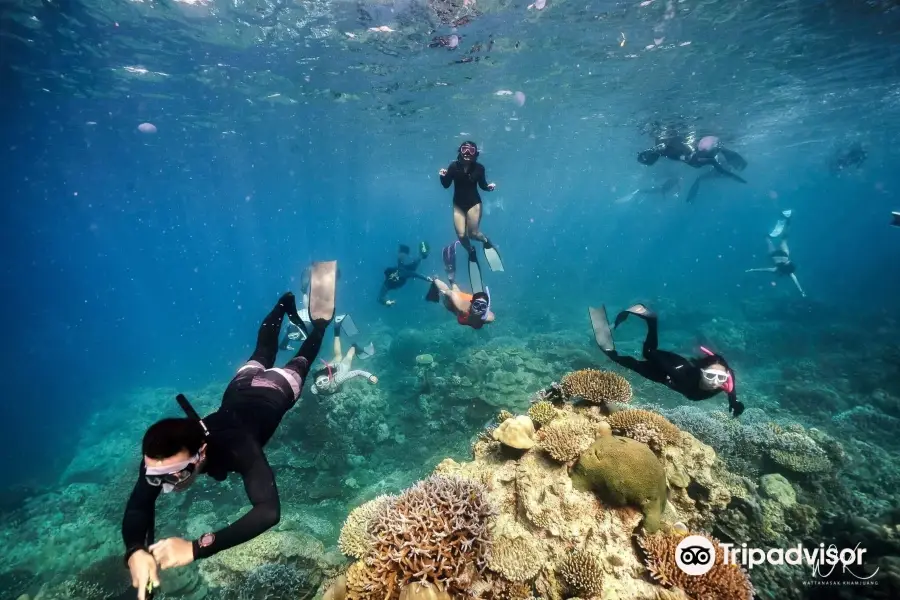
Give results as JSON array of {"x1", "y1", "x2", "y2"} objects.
[
  {"x1": 700, "y1": 368, "x2": 730, "y2": 385},
  {"x1": 146, "y1": 454, "x2": 201, "y2": 493},
  {"x1": 459, "y1": 143, "x2": 478, "y2": 158}
]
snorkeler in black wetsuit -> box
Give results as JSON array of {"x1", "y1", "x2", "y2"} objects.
[
  {"x1": 589, "y1": 303, "x2": 745, "y2": 417},
  {"x1": 829, "y1": 141, "x2": 867, "y2": 174},
  {"x1": 122, "y1": 263, "x2": 338, "y2": 600},
  {"x1": 378, "y1": 242, "x2": 431, "y2": 306},
  {"x1": 637, "y1": 133, "x2": 748, "y2": 203},
  {"x1": 439, "y1": 141, "x2": 502, "y2": 288}
]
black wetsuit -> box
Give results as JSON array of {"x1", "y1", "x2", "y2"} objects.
[
  {"x1": 122, "y1": 296, "x2": 325, "y2": 562},
  {"x1": 639, "y1": 137, "x2": 748, "y2": 203},
  {"x1": 440, "y1": 160, "x2": 490, "y2": 212},
  {"x1": 378, "y1": 256, "x2": 429, "y2": 305},
  {"x1": 829, "y1": 143, "x2": 867, "y2": 174},
  {"x1": 603, "y1": 310, "x2": 744, "y2": 416}
]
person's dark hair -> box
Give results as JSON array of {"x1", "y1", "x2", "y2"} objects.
[
  {"x1": 313, "y1": 366, "x2": 330, "y2": 381},
  {"x1": 142, "y1": 418, "x2": 205, "y2": 459}
]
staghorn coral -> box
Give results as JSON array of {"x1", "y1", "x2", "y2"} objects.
[
  {"x1": 637, "y1": 531, "x2": 754, "y2": 600},
  {"x1": 338, "y1": 495, "x2": 394, "y2": 559},
  {"x1": 537, "y1": 415, "x2": 596, "y2": 462},
  {"x1": 607, "y1": 409, "x2": 682, "y2": 447},
  {"x1": 486, "y1": 517, "x2": 545, "y2": 582},
  {"x1": 558, "y1": 548, "x2": 604, "y2": 597},
  {"x1": 560, "y1": 369, "x2": 632, "y2": 405},
  {"x1": 364, "y1": 474, "x2": 495, "y2": 599},
  {"x1": 497, "y1": 410, "x2": 515, "y2": 423},
  {"x1": 528, "y1": 400, "x2": 558, "y2": 427}
]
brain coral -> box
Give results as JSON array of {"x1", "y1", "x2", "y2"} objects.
[
  {"x1": 637, "y1": 531, "x2": 754, "y2": 600},
  {"x1": 558, "y1": 549, "x2": 604, "y2": 597},
  {"x1": 537, "y1": 415, "x2": 597, "y2": 462},
  {"x1": 338, "y1": 495, "x2": 394, "y2": 559},
  {"x1": 570, "y1": 433, "x2": 667, "y2": 533},
  {"x1": 560, "y1": 369, "x2": 632, "y2": 405},
  {"x1": 607, "y1": 409, "x2": 682, "y2": 447},
  {"x1": 364, "y1": 474, "x2": 495, "y2": 599}
]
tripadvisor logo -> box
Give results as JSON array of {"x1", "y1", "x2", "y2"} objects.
[{"x1": 675, "y1": 535, "x2": 878, "y2": 581}]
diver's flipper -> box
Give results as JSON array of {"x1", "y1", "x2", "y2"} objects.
[
  {"x1": 335, "y1": 314, "x2": 358, "y2": 337},
  {"x1": 468, "y1": 257, "x2": 484, "y2": 294},
  {"x1": 442, "y1": 242, "x2": 458, "y2": 281},
  {"x1": 307, "y1": 261, "x2": 337, "y2": 324},
  {"x1": 613, "y1": 303, "x2": 656, "y2": 328},
  {"x1": 769, "y1": 219, "x2": 787, "y2": 239},
  {"x1": 719, "y1": 148, "x2": 748, "y2": 171},
  {"x1": 589, "y1": 305, "x2": 615, "y2": 352},
  {"x1": 686, "y1": 176, "x2": 703, "y2": 203},
  {"x1": 615, "y1": 189, "x2": 640, "y2": 204},
  {"x1": 483, "y1": 244, "x2": 504, "y2": 272},
  {"x1": 892, "y1": 211, "x2": 900, "y2": 227},
  {"x1": 425, "y1": 281, "x2": 441, "y2": 303},
  {"x1": 356, "y1": 342, "x2": 375, "y2": 360},
  {"x1": 420, "y1": 241, "x2": 430, "y2": 259}
]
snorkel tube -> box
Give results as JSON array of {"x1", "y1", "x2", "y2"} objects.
[{"x1": 176, "y1": 393, "x2": 209, "y2": 437}]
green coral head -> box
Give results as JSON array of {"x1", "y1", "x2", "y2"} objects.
[{"x1": 570, "y1": 434, "x2": 667, "y2": 533}]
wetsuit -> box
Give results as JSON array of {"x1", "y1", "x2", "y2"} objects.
[
  {"x1": 440, "y1": 160, "x2": 490, "y2": 212},
  {"x1": 830, "y1": 143, "x2": 867, "y2": 173},
  {"x1": 639, "y1": 137, "x2": 747, "y2": 202},
  {"x1": 122, "y1": 295, "x2": 325, "y2": 561},
  {"x1": 603, "y1": 309, "x2": 744, "y2": 417},
  {"x1": 378, "y1": 256, "x2": 429, "y2": 305}
]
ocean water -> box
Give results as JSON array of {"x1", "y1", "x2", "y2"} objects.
[{"x1": 2, "y1": 0, "x2": 900, "y2": 598}]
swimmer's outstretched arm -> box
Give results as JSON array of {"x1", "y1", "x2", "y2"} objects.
[
  {"x1": 745, "y1": 267, "x2": 778, "y2": 273},
  {"x1": 790, "y1": 273, "x2": 806, "y2": 297}
]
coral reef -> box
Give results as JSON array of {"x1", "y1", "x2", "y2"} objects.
[
  {"x1": 536, "y1": 414, "x2": 597, "y2": 463},
  {"x1": 493, "y1": 415, "x2": 537, "y2": 450},
  {"x1": 560, "y1": 369, "x2": 633, "y2": 405},
  {"x1": 558, "y1": 548, "x2": 605, "y2": 597},
  {"x1": 338, "y1": 495, "x2": 394, "y2": 559},
  {"x1": 527, "y1": 400, "x2": 558, "y2": 426},
  {"x1": 607, "y1": 408, "x2": 682, "y2": 449}
]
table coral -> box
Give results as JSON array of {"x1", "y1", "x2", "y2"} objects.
[{"x1": 560, "y1": 369, "x2": 633, "y2": 405}]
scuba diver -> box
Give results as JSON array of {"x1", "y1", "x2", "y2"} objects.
[
  {"x1": 122, "y1": 262, "x2": 339, "y2": 600},
  {"x1": 745, "y1": 210, "x2": 806, "y2": 298},
  {"x1": 829, "y1": 141, "x2": 867, "y2": 174},
  {"x1": 309, "y1": 315, "x2": 377, "y2": 395},
  {"x1": 589, "y1": 303, "x2": 745, "y2": 417},
  {"x1": 425, "y1": 241, "x2": 495, "y2": 330},
  {"x1": 439, "y1": 140, "x2": 502, "y2": 292},
  {"x1": 378, "y1": 242, "x2": 432, "y2": 306},
  {"x1": 637, "y1": 132, "x2": 748, "y2": 203}
]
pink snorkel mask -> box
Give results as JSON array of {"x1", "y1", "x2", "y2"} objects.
[
  {"x1": 699, "y1": 346, "x2": 734, "y2": 393},
  {"x1": 319, "y1": 359, "x2": 334, "y2": 382}
]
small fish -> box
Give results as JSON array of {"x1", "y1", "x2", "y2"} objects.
[
  {"x1": 484, "y1": 197, "x2": 505, "y2": 216},
  {"x1": 494, "y1": 90, "x2": 514, "y2": 96}
]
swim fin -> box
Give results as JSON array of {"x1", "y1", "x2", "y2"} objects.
[
  {"x1": 425, "y1": 281, "x2": 440, "y2": 303},
  {"x1": 483, "y1": 243, "x2": 504, "y2": 272},
  {"x1": 891, "y1": 211, "x2": 899, "y2": 227},
  {"x1": 355, "y1": 342, "x2": 375, "y2": 360},
  {"x1": 335, "y1": 313, "x2": 358, "y2": 337},
  {"x1": 613, "y1": 303, "x2": 656, "y2": 328},
  {"x1": 588, "y1": 305, "x2": 615, "y2": 351},
  {"x1": 468, "y1": 257, "x2": 484, "y2": 294},
  {"x1": 307, "y1": 261, "x2": 337, "y2": 324},
  {"x1": 419, "y1": 241, "x2": 430, "y2": 259}
]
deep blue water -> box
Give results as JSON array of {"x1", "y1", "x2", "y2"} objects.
[{"x1": 2, "y1": 0, "x2": 899, "y2": 495}]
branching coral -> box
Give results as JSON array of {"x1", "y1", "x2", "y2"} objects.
[
  {"x1": 528, "y1": 401, "x2": 558, "y2": 427},
  {"x1": 486, "y1": 519, "x2": 545, "y2": 582},
  {"x1": 607, "y1": 409, "x2": 681, "y2": 448},
  {"x1": 558, "y1": 548, "x2": 604, "y2": 597},
  {"x1": 637, "y1": 531, "x2": 754, "y2": 600},
  {"x1": 560, "y1": 369, "x2": 632, "y2": 405},
  {"x1": 364, "y1": 475, "x2": 495, "y2": 599},
  {"x1": 338, "y1": 495, "x2": 394, "y2": 559},
  {"x1": 537, "y1": 415, "x2": 596, "y2": 462}
]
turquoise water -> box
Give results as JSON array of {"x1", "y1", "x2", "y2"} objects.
[{"x1": 2, "y1": 0, "x2": 900, "y2": 598}]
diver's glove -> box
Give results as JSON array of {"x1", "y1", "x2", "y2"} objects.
[{"x1": 729, "y1": 398, "x2": 746, "y2": 418}]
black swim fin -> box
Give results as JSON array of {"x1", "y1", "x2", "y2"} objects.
[
  {"x1": 425, "y1": 281, "x2": 440, "y2": 302},
  {"x1": 588, "y1": 305, "x2": 615, "y2": 351},
  {"x1": 614, "y1": 303, "x2": 656, "y2": 328},
  {"x1": 892, "y1": 211, "x2": 900, "y2": 227}
]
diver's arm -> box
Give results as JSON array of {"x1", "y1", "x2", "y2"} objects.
[
  {"x1": 790, "y1": 273, "x2": 806, "y2": 297},
  {"x1": 746, "y1": 267, "x2": 778, "y2": 273},
  {"x1": 192, "y1": 441, "x2": 280, "y2": 559},
  {"x1": 477, "y1": 165, "x2": 491, "y2": 191},
  {"x1": 343, "y1": 369, "x2": 376, "y2": 383},
  {"x1": 122, "y1": 464, "x2": 162, "y2": 563},
  {"x1": 440, "y1": 163, "x2": 455, "y2": 188}
]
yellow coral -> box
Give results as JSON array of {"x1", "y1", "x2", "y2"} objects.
[
  {"x1": 528, "y1": 400, "x2": 558, "y2": 427},
  {"x1": 498, "y1": 410, "x2": 515, "y2": 422},
  {"x1": 560, "y1": 369, "x2": 632, "y2": 405},
  {"x1": 338, "y1": 495, "x2": 394, "y2": 559},
  {"x1": 487, "y1": 520, "x2": 544, "y2": 582},
  {"x1": 637, "y1": 531, "x2": 754, "y2": 600},
  {"x1": 607, "y1": 409, "x2": 681, "y2": 446},
  {"x1": 558, "y1": 549, "x2": 604, "y2": 597},
  {"x1": 537, "y1": 416, "x2": 596, "y2": 462}
]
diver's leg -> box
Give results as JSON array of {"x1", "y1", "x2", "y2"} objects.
[
  {"x1": 466, "y1": 203, "x2": 488, "y2": 243},
  {"x1": 790, "y1": 273, "x2": 806, "y2": 297},
  {"x1": 246, "y1": 293, "x2": 296, "y2": 370},
  {"x1": 712, "y1": 159, "x2": 747, "y2": 183},
  {"x1": 641, "y1": 314, "x2": 660, "y2": 358},
  {"x1": 603, "y1": 351, "x2": 663, "y2": 382},
  {"x1": 453, "y1": 205, "x2": 475, "y2": 258},
  {"x1": 332, "y1": 326, "x2": 343, "y2": 362}
]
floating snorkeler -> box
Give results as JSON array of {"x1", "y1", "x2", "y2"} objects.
[
  {"x1": 378, "y1": 242, "x2": 432, "y2": 306},
  {"x1": 424, "y1": 241, "x2": 496, "y2": 330},
  {"x1": 122, "y1": 262, "x2": 339, "y2": 600},
  {"x1": 829, "y1": 141, "x2": 867, "y2": 175},
  {"x1": 439, "y1": 140, "x2": 502, "y2": 292},
  {"x1": 615, "y1": 176, "x2": 682, "y2": 204},
  {"x1": 746, "y1": 210, "x2": 806, "y2": 297},
  {"x1": 309, "y1": 314, "x2": 377, "y2": 395},
  {"x1": 637, "y1": 130, "x2": 748, "y2": 203},
  {"x1": 588, "y1": 303, "x2": 745, "y2": 417}
]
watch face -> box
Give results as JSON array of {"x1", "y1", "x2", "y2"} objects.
[{"x1": 199, "y1": 533, "x2": 215, "y2": 548}]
